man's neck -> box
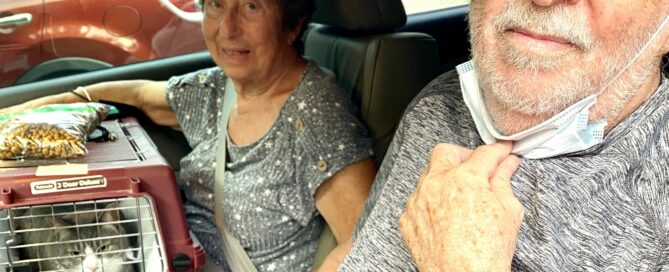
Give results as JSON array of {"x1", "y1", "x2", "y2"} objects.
[{"x1": 591, "y1": 67, "x2": 662, "y2": 134}]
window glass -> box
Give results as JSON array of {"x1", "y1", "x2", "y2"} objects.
[
  {"x1": 0, "y1": 0, "x2": 206, "y2": 88},
  {"x1": 402, "y1": 0, "x2": 470, "y2": 15}
]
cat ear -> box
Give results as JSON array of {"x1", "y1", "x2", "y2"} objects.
[
  {"x1": 46, "y1": 216, "x2": 68, "y2": 228},
  {"x1": 46, "y1": 217, "x2": 72, "y2": 240},
  {"x1": 98, "y1": 203, "x2": 122, "y2": 223}
]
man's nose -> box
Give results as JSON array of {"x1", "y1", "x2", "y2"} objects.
[{"x1": 532, "y1": 0, "x2": 579, "y2": 7}]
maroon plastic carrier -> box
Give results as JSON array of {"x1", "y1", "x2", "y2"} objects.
[{"x1": 0, "y1": 117, "x2": 204, "y2": 272}]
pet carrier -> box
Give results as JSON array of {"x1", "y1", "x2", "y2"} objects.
[{"x1": 0, "y1": 117, "x2": 204, "y2": 272}]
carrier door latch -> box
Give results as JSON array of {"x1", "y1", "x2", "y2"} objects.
[{"x1": 172, "y1": 253, "x2": 193, "y2": 271}]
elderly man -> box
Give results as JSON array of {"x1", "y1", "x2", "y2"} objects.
[{"x1": 334, "y1": 0, "x2": 669, "y2": 270}]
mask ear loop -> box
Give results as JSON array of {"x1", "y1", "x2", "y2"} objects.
[{"x1": 593, "y1": 14, "x2": 669, "y2": 97}]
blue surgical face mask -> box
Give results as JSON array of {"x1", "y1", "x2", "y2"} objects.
[
  {"x1": 459, "y1": 14, "x2": 669, "y2": 160},
  {"x1": 458, "y1": 61, "x2": 606, "y2": 159}
]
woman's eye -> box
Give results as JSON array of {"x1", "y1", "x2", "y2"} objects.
[{"x1": 204, "y1": 0, "x2": 223, "y2": 18}]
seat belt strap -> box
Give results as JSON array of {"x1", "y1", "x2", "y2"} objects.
[{"x1": 214, "y1": 79, "x2": 258, "y2": 272}]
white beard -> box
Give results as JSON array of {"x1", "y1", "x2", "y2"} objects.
[{"x1": 468, "y1": 0, "x2": 665, "y2": 134}]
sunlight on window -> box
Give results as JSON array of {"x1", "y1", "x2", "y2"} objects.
[{"x1": 402, "y1": 0, "x2": 470, "y2": 15}]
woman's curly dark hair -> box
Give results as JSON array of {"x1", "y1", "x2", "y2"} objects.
[{"x1": 197, "y1": 0, "x2": 316, "y2": 51}]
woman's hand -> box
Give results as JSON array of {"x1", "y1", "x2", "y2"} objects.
[
  {"x1": 0, "y1": 92, "x2": 75, "y2": 114},
  {"x1": 399, "y1": 142, "x2": 523, "y2": 272}
]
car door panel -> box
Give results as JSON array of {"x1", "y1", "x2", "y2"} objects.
[
  {"x1": 41, "y1": 0, "x2": 206, "y2": 71},
  {"x1": 0, "y1": 0, "x2": 207, "y2": 88},
  {"x1": 0, "y1": 0, "x2": 44, "y2": 88}
]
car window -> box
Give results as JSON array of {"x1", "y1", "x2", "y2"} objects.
[
  {"x1": 402, "y1": 0, "x2": 470, "y2": 15},
  {"x1": 0, "y1": 0, "x2": 206, "y2": 88}
]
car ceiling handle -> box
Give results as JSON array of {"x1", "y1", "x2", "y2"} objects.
[
  {"x1": 158, "y1": 0, "x2": 203, "y2": 23},
  {"x1": 0, "y1": 13, "x2": 32, "y2": 27}
]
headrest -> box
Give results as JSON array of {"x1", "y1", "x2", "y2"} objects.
[{"x1": 312, "y1": 0, "x2": 407, "y2": 31}]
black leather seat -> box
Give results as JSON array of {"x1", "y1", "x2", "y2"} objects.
[{"x1": 304, "y1": 0, "x2": 440, "y2": 164}]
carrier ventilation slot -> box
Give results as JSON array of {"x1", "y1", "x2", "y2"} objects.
[{"x1": 120, "y1": 125, "x2": 146, "y2": 162}]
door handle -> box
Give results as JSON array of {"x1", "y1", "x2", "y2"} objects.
[
  {"x1": 0, "y1": 13, "x2": 32, "y2": 28},
  {"x1": 158, "y1": 0, "x2": 202, "y2": 22}
]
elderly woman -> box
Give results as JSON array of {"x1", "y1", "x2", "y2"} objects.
[{"x1": 1, "y1": 0, "x2": 376, "y2": 271}]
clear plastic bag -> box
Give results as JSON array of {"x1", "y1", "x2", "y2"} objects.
[{"x1": 0, "y1": 103, "x2": 111, "y2": 160}]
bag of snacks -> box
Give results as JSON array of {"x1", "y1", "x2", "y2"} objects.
[{"x1": 0, "y1": 103, "x2": 112, "y2": 160}]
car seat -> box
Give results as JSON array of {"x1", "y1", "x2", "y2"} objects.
[
  {"x1": 304, "y1": 0, "x2": 440, "y2": 268},
  {"x1": 304, "y1": 0, "x2": 440, "y2": 164}
]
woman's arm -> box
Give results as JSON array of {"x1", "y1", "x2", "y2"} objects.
[
  {"x1": 0, "y1": 80, "x2": 179, "y2": 129},
  {"x1": 315, "y1": 237, "x2": 353, "y2": 272},
  {"x1": 314, "y1": 158, "x2": 377, "y2": 271}
]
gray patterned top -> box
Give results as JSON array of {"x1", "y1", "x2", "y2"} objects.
[
  {"x1": 165, "y1": 61, "x2": 373, "y2": 272},
  {"x1": 339, "y1": 69, "x2": 669, "y2": 271}
]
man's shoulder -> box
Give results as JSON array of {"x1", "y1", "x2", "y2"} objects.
[
  {"x1": 423, "y1": 68, "x2": 462, "y2": 95},
  {"x1": 403, "y1": 69, "x2": 465, "y2": 120},
  {"x1": 396, "y1": 69, "x2": 477, "y2": 146}
]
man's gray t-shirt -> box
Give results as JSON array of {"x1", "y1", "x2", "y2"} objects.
[
  {"x1": 165, "y1": 61, "x2": 373, "y2": 272},
  {"x1": 339, "y1": 70, "x2": 669, "y2": 271}
]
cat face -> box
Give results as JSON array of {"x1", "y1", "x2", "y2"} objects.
[
  {"x1": 23, "y1": 203, "x2": 135, "y2": 272},
  {"x1": 50, "y1": 223, "x2": 132, "y2": 272}
]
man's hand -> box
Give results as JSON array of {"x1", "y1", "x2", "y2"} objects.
[{"x1": 399, "y1": 142, "x2": 523, "y2": 272}]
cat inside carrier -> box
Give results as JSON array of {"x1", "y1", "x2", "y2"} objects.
[
  {"x1": 1, "y1": 197, "x2": 164, "y2": 272},
  {"x1": 0, "y1": 118, "x2": 204, "y2": 272}
]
